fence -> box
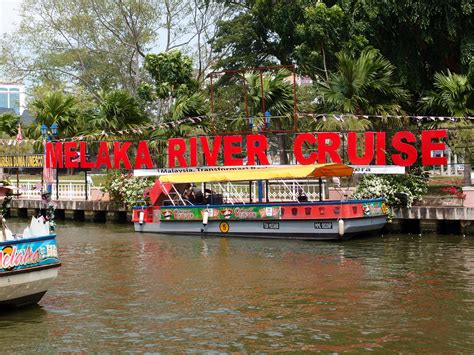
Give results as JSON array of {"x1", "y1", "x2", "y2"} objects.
[
  {"x1": 207, "y1": 180, "x2": 325, "y2": 203},
  {"x1": 17, "y1": 180, "x2": 92, "y2": 200},
  {"x1": 16, "y1": 179, "x2": 324, "y2": 203}
]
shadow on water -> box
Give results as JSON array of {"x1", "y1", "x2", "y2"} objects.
[{"x1": 0, "y1": 304, "x2": 47, "y2": 322}]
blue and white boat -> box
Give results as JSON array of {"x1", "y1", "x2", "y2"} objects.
[{"x1": 0, "y1": 215, "x2": 61, "y2": 308}]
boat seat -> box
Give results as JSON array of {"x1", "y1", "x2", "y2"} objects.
[{"x1": 206, "y1": 194, "x2": 223, "y2": 204}]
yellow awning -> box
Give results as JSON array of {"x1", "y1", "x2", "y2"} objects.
[{"x1": 159, "y1": 164, "x2": 353, "y2": 184}]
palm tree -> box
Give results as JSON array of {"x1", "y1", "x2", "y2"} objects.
[
  {"x1": 245, "y1": 69, "x2": 295, "y2": 164},
  {"x1": 151, "y1": 92, "x2": 209, "y2": 139},
  {"x1": 30, "y1": 91, "x2": 79, "y2": 140},
  {"x1": 420, "y1": 70, "x2": 474, "y2": 185},
  {"x1": 86, "y1": 90, "x2": 148, "y2": 132},
  {"x1": 317, "y1": 49, "x2": 410, "y2": 130}
]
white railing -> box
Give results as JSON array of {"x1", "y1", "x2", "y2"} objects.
[
  {"x1": 16, "y1": 180, "x2": 92, "y2": 200},
  {"x1": 208, "y1": 180, "x2": 325, "y2": 203}
]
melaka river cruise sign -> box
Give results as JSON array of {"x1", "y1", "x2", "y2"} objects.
[{"x1": 45, "y1": 130, "x2": 448, "y2": 169}]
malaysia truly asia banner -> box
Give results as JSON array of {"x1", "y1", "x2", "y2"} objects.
[{"x1": 45, "y1": 130, "x2": 448, "y2": 169}]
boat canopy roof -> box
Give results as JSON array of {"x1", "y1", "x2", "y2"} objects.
[{"x1": 158, "y1": 163, "x2": 353, "y2": 184}]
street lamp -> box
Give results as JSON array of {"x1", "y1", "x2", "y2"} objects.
[
  {"x1": 41, "y1": 123, "x2": 58, "y2": 196},
  {"x1": 264, "y1": 111, "x2": 271, "y2": 129}
]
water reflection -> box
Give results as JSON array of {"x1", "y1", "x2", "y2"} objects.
[{"x1": 1, "y1": 220, "x2": 474, "y2": 352}]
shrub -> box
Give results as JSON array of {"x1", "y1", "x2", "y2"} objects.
[
  {"x1": 103, "y1": 171, "x2": 154, "y2": 208},
  {"x1": 353, "y1": 172, "x2": 429, "y2": 208}
]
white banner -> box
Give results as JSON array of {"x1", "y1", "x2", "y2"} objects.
[{"x1": 134, "y1": 164, "x2": 405, "y2": 177}]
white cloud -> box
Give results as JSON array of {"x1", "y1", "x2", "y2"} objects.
[{"x1": 0, "y1": 0, "x2": 22, "y2": 35}]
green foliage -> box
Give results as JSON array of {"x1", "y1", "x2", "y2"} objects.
[
  {"x1": 353, "y1": 172, "x2": 429, "y2": 208},
  {"x1": 144, "y1": 51, "x2": 197, "y2": 99},
  {"x1": 420, "y1": 69, "x2": 474, "y2": 185},
  {"x1": 420, "y1": 71, "x2": 474, "y2": 117},
  {"x1": 0, "y1": 180, "x2": 13, "y2": 217},
  {"x1": 87, "y1": 90, "x2": 148, "y2": 131},
  {"x1": 29, "y1": 91, "x2": 80, "y2": 140},
  {"x1": 317, "y1": 49, "x2": 410, "y2": 130},
  {"x1": 103, "y1": 172, "x2": 154, "y2": 208},
  {"x1": 152, "y1": 92, "x2": 209, "y2": 138},
  {"x1": 0, "y1": 113, "x2": 20, "y2": 137},
  {"x1": 213, "y1": 0, "x2": 473, "y2": 98},
  {"x1": 0, "y1": 0, "x2": 158, "y2": 93},
  {"x1": 213, "y1": 1, "x2": 304, "y2": 68}
]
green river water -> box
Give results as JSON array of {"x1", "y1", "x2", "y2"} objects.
[{"x1": 1, "y1": 220, "x2": 474, "y2": 352}]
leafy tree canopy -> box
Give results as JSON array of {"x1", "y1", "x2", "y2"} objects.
[
  {"x1": 213, "y1": 0, "x2": 473, "y2": 96},
  {"x1": 144, "y1": 50, "x2": 198, "y2": 99}
]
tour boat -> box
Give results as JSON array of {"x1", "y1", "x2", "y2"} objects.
[
  {"x1": 132, "y1": 164, "x2": 388, "y2": 241},
  {"x1": 0, "y1": 215, "x2": 60, "y2": 308}
]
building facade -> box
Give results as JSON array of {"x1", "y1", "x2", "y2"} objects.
[{"x1": 0, "y1": 81, "x2": 25, "y2": 115}]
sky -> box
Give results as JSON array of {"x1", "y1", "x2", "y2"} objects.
[{"x1": 0, "y1": 0, "x2": 21, "y2": 35}]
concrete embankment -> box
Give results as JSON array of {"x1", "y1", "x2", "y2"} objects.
[
  {"x1": 8, "y1": 199, "x2": 131, "y2": 223},
  {"x1": 7, "y1": 199, "x2": 474, "y2": 235}
]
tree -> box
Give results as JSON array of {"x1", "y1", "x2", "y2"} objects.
[
  {"x1": 294, "y1": 2, "x2": 367, "y2": 81},
  {"x1": 362, "y1": 0, "x2": 474, "y2": 95},
  {"x1": 246, "y1": 69, "x2": 295, "y2": 164},
  {"x1": 212, "y1": 0, "x2": 306, "y2": 68},
  {"x1": 85, "y1": 89, "x2": 148, "y2": 132},
  {"x1": 144, "y1": 50, "x2": 197, "y2": 99},
  {"x1": 317, "y1": 49, "x2": 410, "y2": 130},
  {"x1": 420, "y1": 70, "x2": 474, "y2": 185},
  {"x1": 212, "y1": 0, "x2": 473, "y2": 103},
  {"x1": 140, "y1": 50, "x2": 199, "y2": 119},
  {"x1": 0, "y1": 0, "x2": 159, "y2": 93},
  {"x1": 151, "y1": 92, "x2": 209, "y2": 138},
  {"x1": 29, "y1": 91, "x2": 80, "y2": 140}
]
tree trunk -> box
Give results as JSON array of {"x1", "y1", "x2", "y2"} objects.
[
  {"x1": 464, "y1": 148, "x2": 472, "y2": 185},
  {"x1": 274, "y1": 120, "x2": 288, "y2": 165},
  {"x1": 278, "y1": 135, "x2": 289, "y2": 165}
]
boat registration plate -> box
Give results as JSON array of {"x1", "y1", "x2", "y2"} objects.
[
  {"x1": 314, "y1": 222, "x2": 333, "y2": 229},
  {"x1": 263, "y1": 222, "x2": 280, "y2": 230}
]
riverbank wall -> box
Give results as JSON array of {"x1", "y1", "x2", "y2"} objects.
[{"x1": 6, "y1": 199, "x2": 474, "y2": 235}]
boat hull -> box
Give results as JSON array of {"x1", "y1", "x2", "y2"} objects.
[
  {"x1": 134, "y1": 216, "x2": 386, "y2": 241},
  {"x1": 0, "y1": 265, "x2": 60, "y2": 308},
  {"x1": 0, "y1": 234, "x2": 61, "y2": 308}
]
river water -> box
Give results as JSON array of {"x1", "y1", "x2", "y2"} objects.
[{"x1": 1, "y1": 220, "x2": 474, "y2": 352}]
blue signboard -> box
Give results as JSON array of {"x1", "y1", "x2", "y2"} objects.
[{"x1": 0, "y1": 236, "x2": 59, "y2": 272}]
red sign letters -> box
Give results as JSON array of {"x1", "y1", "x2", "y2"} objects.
[{"x1": 45, "y1": 130, "x2": 448, "y2": 169}]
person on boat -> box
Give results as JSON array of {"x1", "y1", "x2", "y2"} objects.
[
  {"x1": 191, "y1": 185, "x2": 205, "y2": 204},
  {"x1": 297, "y1": 188, "x2": 308, "y2": 202},
  {"x1": 183, "y1": 184, "x2": 194, "y2": 204}
]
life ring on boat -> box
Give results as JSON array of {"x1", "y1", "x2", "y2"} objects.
[
  {"x1": 381, "y1": 202, "x2": 389, "y2": 215},
  {"x1": 219, "y1": 221, "x2": 229, "y2": 233}
]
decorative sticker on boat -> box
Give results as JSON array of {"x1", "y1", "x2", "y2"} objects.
[
  {"x1": 160, "y1": 206, "x2": 281, "y2": 221},
  {"x1": 362, "y1": 201, "x2": 385, "y2": 216},
  {"x1": 0, "y1": 237, "x2": 59, "y2": 272},
  {"x1": 219, "y1": 221, "x2": 229, "y2": 233},
  {"x1": 220, "y1": 208, "x2": 234, "y2": 219},
  {"x1": 161, "y1": 208, "x2": 201, "y2": 221},
  {"x1": 218, "y1": 206, "x2": 280, "y2": 220}
]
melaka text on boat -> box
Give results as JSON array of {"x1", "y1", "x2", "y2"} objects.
[
  {"x1": 0, "y1": 186, "x2": 60, "y2": 308},
  {"x1": 132, "y1": 163, "x2": 388, "y2": 241}
]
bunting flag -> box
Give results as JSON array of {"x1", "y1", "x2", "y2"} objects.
[{"x1": 0, "y1": 114, "x2": 470, "y2": 145}]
